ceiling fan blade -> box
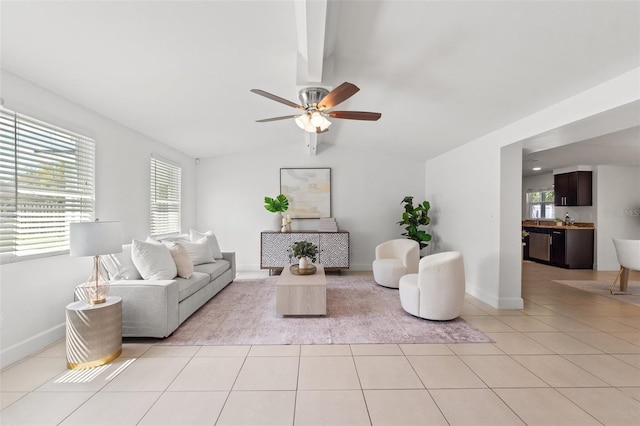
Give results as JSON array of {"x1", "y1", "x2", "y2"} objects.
[
  {"x1": 327, "y1": 111, "x2": 382, "y2": 121},
  {"x1": 318, "y1": 82, "x2": 360, "y2": 109},
  {"x1": 250, "y1": 89, "x2": 304, "y2": 110},
  {"x1": 255, "y1": 115, "x2": 299, "y2": 123}
]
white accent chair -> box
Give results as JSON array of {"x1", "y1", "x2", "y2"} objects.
[
  {"x1": 399, "y1": 251, "x2": 465, "y2": 321},
  {"x1": 372, "y1": 239, "x2": 420, "y2": 288},
  {"x1": 610, "y1": 238, "x2": 640, "y2": 295}
]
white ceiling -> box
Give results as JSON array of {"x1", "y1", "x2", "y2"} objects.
[
  {"x1": 1, "y1": 1, "x2": 639, "y2": 160},
  {"x1": 522, "y1": 124, "x2": 640, "y2": 177},
  {"x1": 522, "y1": 101, "x2": 640, "y2": 177}
]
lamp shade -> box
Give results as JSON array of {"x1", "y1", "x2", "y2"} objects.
[
  {"x1": 295, "y1": 114, "x2": 310, "y2": 130},
  {"x1": 295, "y1": 112, "x2": 331, "y2": 133},
  {"x1": 70, "y1": 221, "x2": 122, "y2": 257}
]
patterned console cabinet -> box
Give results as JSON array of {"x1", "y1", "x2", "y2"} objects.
[{"x1": 261, "y1": 231, "x2": 349, "y2": 271}]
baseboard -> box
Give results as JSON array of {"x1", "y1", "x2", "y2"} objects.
[
  {"x1": 467, "y1": 286, "x2": 499, "y2": 308},
  {"x1": 496, "y1": 297, "x2": 524, "y2": 309},
  {"x1": 1, "y1": 323, "x2": 65, "y2": 370}
]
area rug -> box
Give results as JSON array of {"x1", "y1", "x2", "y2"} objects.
[
  {"x1": 553, "y1": 280, "x2": 640, "y2": 306},
  {"x1": 159, "y1": 275, "x2": 492, "y2": 345}
]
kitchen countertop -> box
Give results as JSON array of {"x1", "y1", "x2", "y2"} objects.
[{"x1": 522, "y1": 221, "x2": 595, "y2": 230}]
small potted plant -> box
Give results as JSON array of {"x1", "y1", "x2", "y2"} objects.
[
  {"x1": 264, "y1": 194, "x2": 290, "y2": 231},
  {"x1": 288, "y1": 240, "x2": 318, "y2": 270}
]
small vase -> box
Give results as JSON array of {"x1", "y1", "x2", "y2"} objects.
[
  {"x1": 273, "y1": 213, "x2": 283, "y2": 231},
  {"x1": 299, "y1": 256, "x2": 309, "y2": 269}
]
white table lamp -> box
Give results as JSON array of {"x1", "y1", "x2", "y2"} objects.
[{"x1": 70, "y1": 220, "x2": 122, "y2": 304}]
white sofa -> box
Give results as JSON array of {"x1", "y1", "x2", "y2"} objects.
[{"x1": 77, "y1": 235, "x2": 236, "y2": 338}]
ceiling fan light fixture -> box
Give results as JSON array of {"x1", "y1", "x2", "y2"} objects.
[
  {"x1": 310, "y1": 111, "x2": 324, "y2": 127},
  {"x1": 295, "y1": 114, "x2": 310, "y2": 130},
  {"x1": 319, "y1": 118, "x2": 331, "y2": 132},
  {"x1": 296, "y1": 111, "x2": 331, "y2": 133}
]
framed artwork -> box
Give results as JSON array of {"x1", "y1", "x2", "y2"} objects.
[{"x1": 280, "y1": 168, "x2": 331, "y2": 218}]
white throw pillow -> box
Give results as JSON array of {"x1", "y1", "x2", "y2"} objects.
[
  {"x1": 181, "y1": 238, "x2": 215, "y2": 265},
  {"x1": 131, "y1": 239, "x2": 177, "y2": 280},
  {"x1": 162, "y1": 233, "x2": 190, "y2": 243},
  {"x1": 190, "y1": 229, "x2": 223, "y2": 259},
  {"x1": 164, "y1": 242, "x2": 194, "y2": 279},
  {"x1": 101, "y1": 244, "x2": 142, "y2": 280}
]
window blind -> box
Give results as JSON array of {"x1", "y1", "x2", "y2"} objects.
[
  {"x1": 0, "y1": 107, "x2": 95, "y2": 262},
  {"x1": 150, "y1": 156, "x2": 181, "y2": 236}
]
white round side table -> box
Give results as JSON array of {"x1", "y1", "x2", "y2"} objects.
[{"x1": 66, "y1": 296, "x2": 122, "y2": 369}]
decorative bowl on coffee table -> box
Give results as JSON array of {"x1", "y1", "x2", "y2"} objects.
[{"x1": 290, "y1": 264, "x2": 317, "y2": 275}]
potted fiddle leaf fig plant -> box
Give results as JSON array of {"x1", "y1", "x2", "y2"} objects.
[
  {"x1": 397, "y1": 196, "x2": 432, "y2": 251},
  {"x1": 288, "y1": 240, "x2": 318, "y2": 270},
  {"x1": 264, "y1": 194, "x2": 289, "y2": 231}
]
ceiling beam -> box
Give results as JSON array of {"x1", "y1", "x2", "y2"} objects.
[
  {"x1": 306, "y1": 132, "x2": 318, "y2": 156},
  {"x1": 295, "y1": 0, "x2": 328, "y2": 84}
]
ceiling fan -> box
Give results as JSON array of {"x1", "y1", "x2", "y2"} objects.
[{"x1": 250, "y1": 82, "x2": 381, "y2": 133}]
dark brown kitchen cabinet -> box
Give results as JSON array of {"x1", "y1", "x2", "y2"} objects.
[
  {"x1": 550, "y1": 229, "x2": 566, "y2": 266},
  {"x1": 554, "y1": 171, "x2": 592, "y2": 206},
  {"x1": 524, "y1": 226, "x2": 594, "y2": 269},
  {"x1": 550, "y1": 228, "x2": 594, "y2": 269}
]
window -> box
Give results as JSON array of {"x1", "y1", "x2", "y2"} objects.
[
  {"x1": 527, "y1": 189, "x2": 555, "y2": 219},
  {"x1": 0, "y1": 107, "x2": 95, "y2": 262},
  {"x1": 150, "y1": 156, "x2": 181, "y2": 236}
]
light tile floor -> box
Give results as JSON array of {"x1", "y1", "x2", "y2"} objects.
[{"x1": 2, "y1": 262, "x2": 640, "y2": 425}]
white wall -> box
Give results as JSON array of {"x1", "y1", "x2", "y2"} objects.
[
  {"x1": 425, "y1": 68, "x2": 640, "y2": 308},
  {"x1": 195, "y1": 145, "x2": 426, "y2": 271},
  {"x1": 595, "y1": 165, "x2": 640, "y2": 270},
  {"x1": 499, "y1": 143, "x2": 524, "y2": 306},
  {"x1": 0, "y1": 70, "x2": 197, "y2": 368},
  {"x1": 424, "y1": 133, "x2": 510, "y2": 307}
]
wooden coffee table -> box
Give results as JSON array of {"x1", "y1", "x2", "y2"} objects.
[{"x1": 276, "y1": 264, "x2": 326, "y2": 315}]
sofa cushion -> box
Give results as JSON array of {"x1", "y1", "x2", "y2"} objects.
[
  {"x1": 190, "y1": 229, "x2": 223, "y2": 259},
  {"x1": 194, "y1": 259, "x2": 230, "y2": 281},
  {"x1": 131, "y1": 239, "x2": 177, "y2": 280},
  {"x1": 175, "y1": 271, "x2": 210, "y2": 302},
  {"x1": 102, "y1": 244, "x2": 142, "y2": 280}
]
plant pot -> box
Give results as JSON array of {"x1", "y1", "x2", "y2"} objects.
[{"x1": 299, "y1": 256, "x2": 310, "y2": 269}]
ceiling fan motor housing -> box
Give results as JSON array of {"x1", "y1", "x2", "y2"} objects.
[{"x1": 298, "y1": 87, "x2": 329, "y2": 109}]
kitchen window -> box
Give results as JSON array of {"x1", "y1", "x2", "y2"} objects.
[
  {"x1": 0, "y1": 107, "x2": 95, "y2": 263},
  {"x1": 527, "y1": 189, "x2": 555, "y2": 219},
  {"x1": 150, "y1": 155, "x2": 181, "y2": 236}
]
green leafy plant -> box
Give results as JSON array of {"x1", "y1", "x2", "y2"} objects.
[
  {"x1": 288, "y1": 240, "x2": 318, "y2": 262},
  {"x1": 264, "y1": 194, "x2": 289, "y2": 213},
  {"x1": 397, "y1": 196, "x2": 432, "y2": 250}
]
